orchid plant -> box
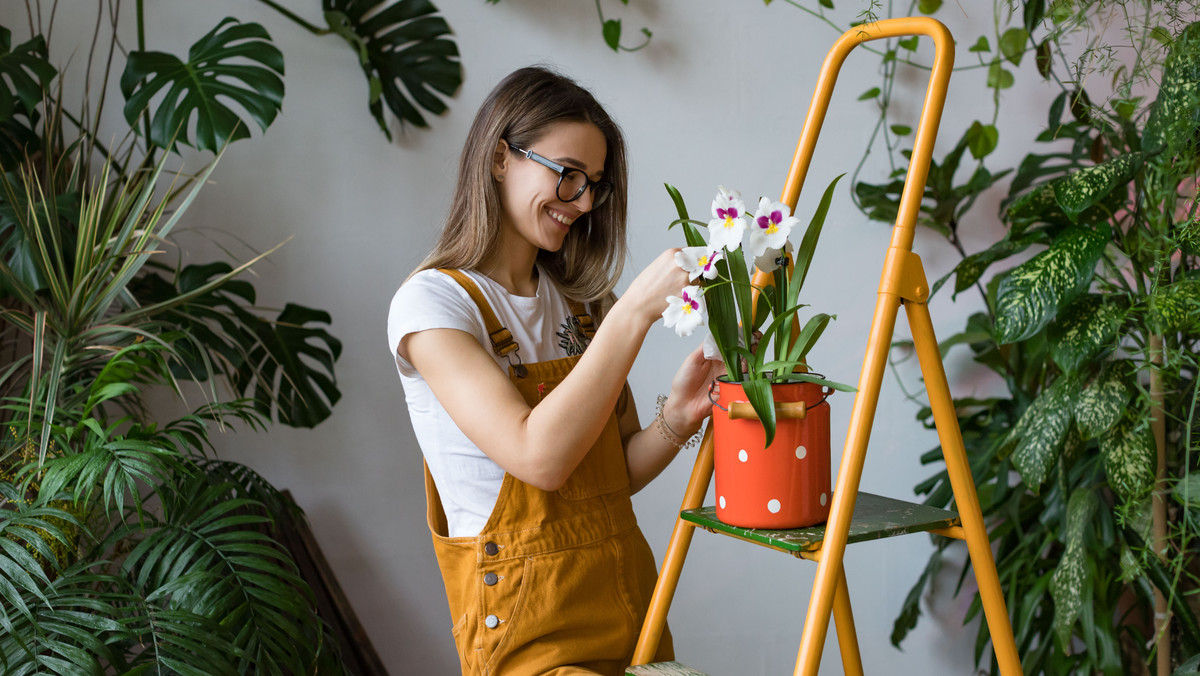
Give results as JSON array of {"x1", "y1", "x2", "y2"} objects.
[{"x1": 663, "y1": 177, "x2": 854, "y2": 445}]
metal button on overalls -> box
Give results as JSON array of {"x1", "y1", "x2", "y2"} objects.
[
  {"x1": 484, "y1": 614, "x2": 500, "y2": 629},
  {"x1": 484, "y1": 541, "x2": 499, "y2": 556},
  {"x1": 483, "y1": 572, "x2": 498, "y2": 586}
]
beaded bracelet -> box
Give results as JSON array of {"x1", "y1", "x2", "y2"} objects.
[{"x1": 655, "y1": 395, "x2": 701, "y2": 450}]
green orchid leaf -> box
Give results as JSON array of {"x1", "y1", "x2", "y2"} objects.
[
  {"x1": 323, "y1": 0, "x2": 462, "y2": 136},
  {"x1": 1047, "y1": 293, "x2": 1126, "y2": 373},
  {"x1": 1051, "y1": 152, "x2": 1145, "y2": 222},
  {"x1": 741, "y1": 377, "x2": 777, "y2": 447},
  {"x1": 1148, "y1": 279, "x2": 1200, "y2": 333},
  {"x1": 1049, "y1": 488, "x2": 1098, "y2": 652},
  {"x1": 789, "y1": 174, "x2": 843, "y2": 305},
  {"x1": 786, "y1": 313, "x2": 833, "y2": 364},
  {"x1": 1010, "y1": 377, "x2": 1073, "y2": 492},
  {"x1": 120, "y1": 18, "x2": 284, "y2": 152},
  {"x1": 1075, "y1": 368, "x2": 1130, "y2": 440},
  {"x1": 1099, "y1": 407, "x2": 1155, "y2": 502},
  {"x1": 1143, "y1": 22, "x2": 1200, "y2": 164},
  {"x1": 767, "y1": 370, "x2": 856, "y2": 392},
  {"x1": 995, "y1": 225, "x2": 1107, "y2": 344}
]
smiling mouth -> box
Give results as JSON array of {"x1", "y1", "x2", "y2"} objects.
[{"x1": 548, "y1": 209, "x2": 574, "y2": 227}]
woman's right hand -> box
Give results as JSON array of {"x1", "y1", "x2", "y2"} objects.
[{"x1": 620, "y1": 248, "x2": 691, "y2": 326}]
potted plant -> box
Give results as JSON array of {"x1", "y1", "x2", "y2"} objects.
[{"x1": 662, "y1": 179, "x2": 854, "y2": 529}]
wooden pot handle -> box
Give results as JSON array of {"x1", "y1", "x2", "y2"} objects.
[{"x1": 727, "y1": 401, "x2": 808, "y2": 420}]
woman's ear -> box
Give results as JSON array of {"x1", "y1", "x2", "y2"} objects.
[{"x1": 491, "y1": 139, "x2": 509, "y2": 181}]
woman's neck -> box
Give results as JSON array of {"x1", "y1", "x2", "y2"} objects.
[{"x1": 479, "y1": 226, "x2": 540, "y2": 297}]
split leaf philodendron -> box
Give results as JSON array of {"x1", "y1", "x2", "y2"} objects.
[{"x1": 664, "y1": 178, "x2": 855, "y2": 445}]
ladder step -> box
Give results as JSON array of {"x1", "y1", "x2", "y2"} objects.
[
  {"x1": 627, "y1": 662, "x2": 711, "y2": 675},
  {"x1": 681, "y1": 492, "x2": 959, "y2": 556}
]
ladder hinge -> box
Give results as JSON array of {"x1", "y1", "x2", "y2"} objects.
[{"x1": 878, "y1": 247, "x2": 930, "y2": 304}]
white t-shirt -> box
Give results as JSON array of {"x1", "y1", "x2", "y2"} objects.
[{"x1": 387, "y1": 268, "x2": 581, "y2": 537}]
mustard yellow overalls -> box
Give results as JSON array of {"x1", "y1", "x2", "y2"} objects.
[{"x1": 424, "y1": 269, "x2": 673, "y2": 675}]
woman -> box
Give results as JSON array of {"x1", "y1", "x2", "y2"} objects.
[{"x1": 388, "y1": 66, "x2": 720, "y2": 675}]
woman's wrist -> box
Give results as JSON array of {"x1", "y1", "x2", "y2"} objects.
[{"x1": 658, "y1": 394, "x2": 703, "y2": 441}]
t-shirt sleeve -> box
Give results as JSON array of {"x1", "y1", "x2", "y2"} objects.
[{"x1": 387, "y1": 270, "x2": 482, "y2": 377}]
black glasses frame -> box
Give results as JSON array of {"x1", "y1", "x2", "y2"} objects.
[{"x1": 506, "y1": 142, "x2": 612, "y2": 208}]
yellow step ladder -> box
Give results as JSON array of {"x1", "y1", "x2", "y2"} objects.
[{"x1": 628, "y1": 17, "x2": 1023, "y2": 676}]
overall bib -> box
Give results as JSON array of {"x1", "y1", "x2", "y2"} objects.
[{"x1": 424, "y1": 269, "x2": 673, "y2": 675}]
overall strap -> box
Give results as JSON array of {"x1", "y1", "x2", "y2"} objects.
[
  {"x1": 436, "y1": 269, "x2": 519, "y2": 359},
  {"x1": 566, "y1": 298, "x2": 596, "y2": 342}
]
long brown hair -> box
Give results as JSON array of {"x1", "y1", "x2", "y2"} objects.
[{"x1": 412, "y1": 66, "x2": 628, "y2": 302}]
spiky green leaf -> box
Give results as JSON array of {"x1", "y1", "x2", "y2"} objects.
[
  {"x1": 1100, "y1": 408, "x2": 1155, "y2": 502},
  {"x1": 1047, "y1": 294, "x2": 1126, "y2": 373},
  {"x1": 1049, "y1": 488, "x2": 1099, "y2": 651},
  {"x1": 995, "y1": 226, "x2": 1107, "y2": 343},
  {"x1": 121, "y1": 18, "x2": 284, "y2": 152}
]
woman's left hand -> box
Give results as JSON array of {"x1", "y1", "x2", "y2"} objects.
[{"x1": 663, "y1": 343, "x2": 725, "y2": 437}]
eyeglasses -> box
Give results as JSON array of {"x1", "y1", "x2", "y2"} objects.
[{"x1": 506, "y1": 142, "x2": 613, "y2": 208}]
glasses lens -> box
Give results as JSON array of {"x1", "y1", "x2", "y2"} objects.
[
  {"x1": 592, "y1": 181, "x2": 612, "y2": 208},
  {"x1": 558, "y1": 169, "x2": 588, "y2": 202}
]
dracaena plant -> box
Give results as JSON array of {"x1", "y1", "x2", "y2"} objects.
[
  {"x1": 803, "y1": 0, "x2": 1200, "y2": 671},
  {"x1": 663, "y1": 178, "x2": 854, "y2": 445}
]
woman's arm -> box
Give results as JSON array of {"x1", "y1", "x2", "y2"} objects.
[
  {"x1": 401, "y1": 249, "x2": 689, "y2": 492},
  {"x1": 618, "y1": 344, "x2": 724, "y2": 493}
]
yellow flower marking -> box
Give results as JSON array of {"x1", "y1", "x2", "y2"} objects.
[
  {"x1": 723, "y1": 215, "x2": 736, "y2": 229},
  {"x1": 682, "y1": 304, "x2": 693, "y2": 314}
]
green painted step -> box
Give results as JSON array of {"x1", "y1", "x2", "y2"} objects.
[
  {"x1": 627, "y1": 661, "x2": 710, "y2": 675},
  {"x1": 681, "y1": 492, "x2": 959, "y2": 557}
]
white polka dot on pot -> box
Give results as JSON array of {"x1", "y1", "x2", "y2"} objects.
[
  {"x1": 738, "y1": 449, "x2": 748, "y2": 462},
  {"x1": 719, "y1": 496, "x2": 726, "y2": 509},
  {"x1": 767, "y1": 499, "x2": 781, "y2": 513},
  {"x1": 795, "y1": 445, "x2": 807, "y2": 459},
  {"x1": 820, "y1": 493, "x2": 827, "y2": 506}
]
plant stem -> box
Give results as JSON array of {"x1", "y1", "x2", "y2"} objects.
[
  {"x1": 1150, "y1": 333, "x2": 1170, "y2": 676},
  {"x1": 254, "y1": 0, "x2": 330, "y2": 35}
]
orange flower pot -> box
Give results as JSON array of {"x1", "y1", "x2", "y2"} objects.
[{"x1": 712, "y1": 379, "x2": 832, "y2": 529}]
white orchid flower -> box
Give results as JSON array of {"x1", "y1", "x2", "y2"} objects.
[
  {"x1": 663, "y1": 285, "x2": 707, "y2": 337},
  {"x1": 754, "y1": 240, "x2": 794, "y2": 273},
  {"x1": 675, "y1": 246, "x2": 723, "y2": 281},
  {"x1": 706, "y1": 185, "x2": 748, "y2": 252},
  {"x1": 747, "y1": 197, "x2": 800, "y2": 258}
]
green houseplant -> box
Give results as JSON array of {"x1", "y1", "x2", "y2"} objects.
[
  {"x1": 0, "y1": 1, "x2": 463, "y2": 671},
  {"x1": 776, "y1": 0, "x2": 1200, "y2": 672}
]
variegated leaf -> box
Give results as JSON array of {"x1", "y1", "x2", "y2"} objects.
[
  {"x1": 1012, "y1": 379, "x2": 1073, "y2": 491},
  {"x1": 1144, "y1": 22, "x2": 1200, "y2": 162},
  {"x1": 995, "y1": 226, "x2": 1107, "y2": 344},
  {"x1": 1050, "y1": 488, "x2": 1099, "y2": 651},
  {"x1": 1047, "y1": 294, "x2": 1126, "y2": 373},
  {"x1": 1052, "y1": 152, "x2": 1144, "y2": 222},
  {"x1": 1006, "y1": 183, "x2": 1058, "y2": 227},
  {"x1": 1061, "y1": 423, "x2": 1086, "y2": 465},
  {"x1": 1075, "y1": 371, "x2": 1130, "y2": 439},
  {"x1": 1100, "y1": 409, "x2": 1156, "y2": 502},
  {"x1": 1148, "y1": 279, "x2": 1200, "y2": 333},
  {"x1": 939, "y1": 234, "x2": 1037, "y2": 298}
]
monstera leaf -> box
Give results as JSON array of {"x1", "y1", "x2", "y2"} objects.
[
  {"x1": 0, "y1": 28, "x2": 55, "y2": 166},
  {"x1": 323, "y1": 0, "x2": 462, "y2": 137},
  {"x1": 120, "y1": 18, "x2": 284, "y2": 152}
]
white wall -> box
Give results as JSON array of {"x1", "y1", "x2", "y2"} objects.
[{"x1": 9, "y1": 1, "x2": 1058, "y2": 673}]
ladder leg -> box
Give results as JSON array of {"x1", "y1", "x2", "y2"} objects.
[
  {"x1": 904, "y1": 300, "x2": 1023, "y2": 676},
  {"x1": 631, "y1": 427, "x2": 716, "y2": 665},
  {"x1": 831, "y1": 568, "x2": 863, "y2": 676}
]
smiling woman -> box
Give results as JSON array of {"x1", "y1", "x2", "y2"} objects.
[{"x1": 386, "y1": 66, "x2": 724, "y2": 675}]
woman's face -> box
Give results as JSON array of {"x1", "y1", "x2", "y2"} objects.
[{"x1": 494, "y1": 120, "x2": 607, "y2": 253}]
